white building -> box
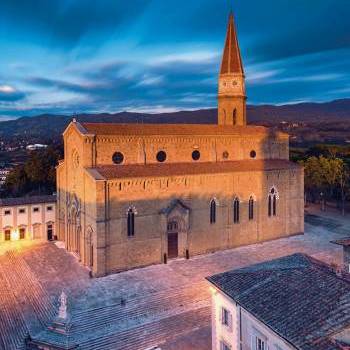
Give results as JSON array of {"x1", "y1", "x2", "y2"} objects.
[
  {"x1": 0, "y1": 195, "x2": 56, "y2": 242},
  {"x1": 207, "y1": 253, "x2": 350, "y2": 350},
  {"x1": 26, "y1": 144, "x2": 48, "y2": 151},
  {"x1": 0, "y1": 168, "x2": 11, "y2": 187}
]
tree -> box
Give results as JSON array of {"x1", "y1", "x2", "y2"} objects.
[
  {"x1": 301, "y1": 156, "x2": 350, "y2": 214},
  {"x1": 3, "y1": 145, "x2": 62, "y2": 197},
  {"x1": 300, "y1": 157, "x2": 324, "y2": 203},
  {"x1": 3, "y1": 165, "x2": 30, "y2": 197},
  {"x1": 337, "y1": 161, "x2": 349, "y2": 216}
]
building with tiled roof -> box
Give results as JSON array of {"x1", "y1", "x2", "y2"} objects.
[
  {"x1": 207, "y1": 253, "x2": 350, "y2": 350},
  {"x1": 56, "y1": 11, "x2": 304, "y2": 277},
  {"x1": 0, "y1": 195, "x2": 56, "y2": 242}
]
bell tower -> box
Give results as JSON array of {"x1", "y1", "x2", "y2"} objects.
[{"x1": 218, "y1": 13, "x2": 246, "y2": 126}]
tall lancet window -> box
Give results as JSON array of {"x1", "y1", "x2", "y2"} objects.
[
  {"x1": 268, "y1": 188, "x2": 278, "y2": 217},
  {"x1": 127, "y1": 208, "x2": 136, "y2": 237},
  {"x1": 210, "y1": 199, "x2": 217, "y2": 224},
  {"x1": 233, "y1": 198, "x2": 240, "y2": 224},
  {"x1": 248, "y1": 196, "x2": 254, "y2": 221},
  {"x1": 233, "y1": 108, "x2": 237, "y2": 125}
]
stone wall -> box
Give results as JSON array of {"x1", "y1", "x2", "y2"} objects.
[
  {"x1": 93, "y1": 167, "x2": 304, "y2": 275},
  {"x1": 93, "y1": 132, "x2": 289, "y2": 166}
]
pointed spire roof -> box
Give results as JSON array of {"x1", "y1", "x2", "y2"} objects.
[{"x1": 220, "y1": 13, "x2": 244, "y2": 75}]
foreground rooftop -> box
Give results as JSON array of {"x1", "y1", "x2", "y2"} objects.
[{"x1": 208, "y1": 253, "x2": 350, "y2": 350}]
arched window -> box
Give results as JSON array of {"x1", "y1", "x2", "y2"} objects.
[
  {"x1": 233, "y1": 198, "x2": 240, "y2": 224},
  {"x1": 248, "y1": 197, "x2": 254, "y2": 220},
  {"x1": 127, "y1": 208, "x2": 135, "y2": 237},
  {"x1": 222, "y1": 109, "x2": 227, "y2": 124},
  {"x1": 233, "y1": 108, "x2": 237, "y2": 125},
  {"x1": 268, "y1": 188, "x2": 278, "y2": 217},
  {"x1": 210, "y1": 200, "x2": 216, "y2": 224}
]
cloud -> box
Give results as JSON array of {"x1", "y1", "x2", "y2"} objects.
[
  {"x1": 0, "y1": 85, "x2": 25, "y2": 102},
  {"x1": 0, "y1": 0, "x2": 349, "y2": 116},
  {"x1": 153, "y1": 52, "x2": 220, "y2": 65},
  {"x1": 0, "y1": 0, "x2": 150, "y2": 48}
]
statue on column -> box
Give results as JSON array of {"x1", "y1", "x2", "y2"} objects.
[{"x1": 58, "y1": 291, "x2": 68, "y2": 320}]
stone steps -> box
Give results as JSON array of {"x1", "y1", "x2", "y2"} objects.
[
  {"x1": 0, "y1": 250, "x2": 56, "y2": 334},
  {"x1": 0, "y1": 257, "x2": 28, "y2": 350},
  {"x1": 80, "y1": 306, "x2": 210, "y2": 350},
  {"x1": 71, "y1": 280, "x2": 209, "y2": 337}
]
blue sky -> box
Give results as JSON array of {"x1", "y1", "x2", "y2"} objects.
[{"x1": 0, "y1": 0, "x2": 349, "y2": 120}]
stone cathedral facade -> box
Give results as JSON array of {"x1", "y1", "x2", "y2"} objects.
[{"x1": 56, "y1": 14, "x2": 304, "y2": 277}]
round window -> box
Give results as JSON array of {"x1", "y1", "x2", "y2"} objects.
[
  {"x1": 223, "y1": 151, "x2": 229, "y2": 159},
  {"x1": 250, "y1": 150, "x2": 257, "y2": 159},
  {"x1": 112, "y1": 152, "x2": 124, "y2": 164},
  {"x1": 192, "y1": 150, "x2": 200, "y2": 161},
  {"x1": 156, "y1": 151, "x2": 167, "y2": 163}
]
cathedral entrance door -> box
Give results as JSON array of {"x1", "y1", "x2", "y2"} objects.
[{"x1": 167, "y1": 221, "x2": 179, "y2": 259}]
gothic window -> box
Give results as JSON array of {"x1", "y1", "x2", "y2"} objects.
[
  {"x1": 72, "y1": 150, "x2": 80, "y2": 168},
  {"x1": 249, "y1": 196, "x2": 254, "y2": 220},
  {"x1": 233, "y1": 108, "x2": 237, "y2": 125},
  {"x1": 156, "y1": 151, "x2": 167, "y2": 163},
  {"x1": 210, "y1": 199, "x2": 216, "y2": 224},
  {"x1": 222, "y1": 109, "x2": 227, "y2": 124},
  {"x1": 233, "y1": 198, "x2": 240, "y2": 224},
  {"x1": 127, "y1": 208, "x2": 135, "y2": 237},
  {"x1": 268, "y1": 187, "x2": 278, "y2": 217}
]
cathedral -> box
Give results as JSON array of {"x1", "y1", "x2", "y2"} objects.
[{"x1": 56, "y1": 13, "x2": 304, "y2": 277}]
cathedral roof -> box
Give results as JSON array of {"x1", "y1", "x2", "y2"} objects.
[
  {"x1": 87, "y1": 159, "x2": 300, "y2": 181},
  {"x1": 79, "y1": 122, "x2": 284, "y2": 138},
  {"x1": 220, "y1": 13, "x2": 244, "y2": 75}
]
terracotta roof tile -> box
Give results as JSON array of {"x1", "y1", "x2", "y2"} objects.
[
  {"x1": 91, "y1": 160, "x2": 301, "y2": 180},
  {"x1": 220, "y1": 14, "x2": 244, "y2": 75},
  {"x1": 80, "y1": 122, "x2": 282, "y2": 137}
]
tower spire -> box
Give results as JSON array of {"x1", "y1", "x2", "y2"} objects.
[
  {"x1": 217, "y1": 11, "x2": 246, "y2": 126},
  {"x1": 220, "y1": 12, "x2": 244, "y2": 75}
]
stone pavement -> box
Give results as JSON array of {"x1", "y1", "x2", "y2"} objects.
[{"x1": 0, "y1": 205, "x2": 349, "y2": 349}]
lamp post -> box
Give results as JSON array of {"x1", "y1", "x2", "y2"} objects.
[{"x1": 320, "y1": 192, "x2": 325, "y2": 211}]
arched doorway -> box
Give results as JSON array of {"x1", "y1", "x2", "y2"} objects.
[
  {"x1": 167, "y1": 220, "x2": 179, "y2": 259},
  {"x1": 47, "y1": 222, "x2": 54, "y2": 241}
]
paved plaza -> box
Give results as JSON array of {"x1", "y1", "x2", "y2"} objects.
[{"x1": 0, "y1": 205, "x2": 349, "y2": 349}]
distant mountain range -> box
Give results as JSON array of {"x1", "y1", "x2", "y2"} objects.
[{"x1": 1, "y1": 99, "x2": 350, "y2": 142}]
